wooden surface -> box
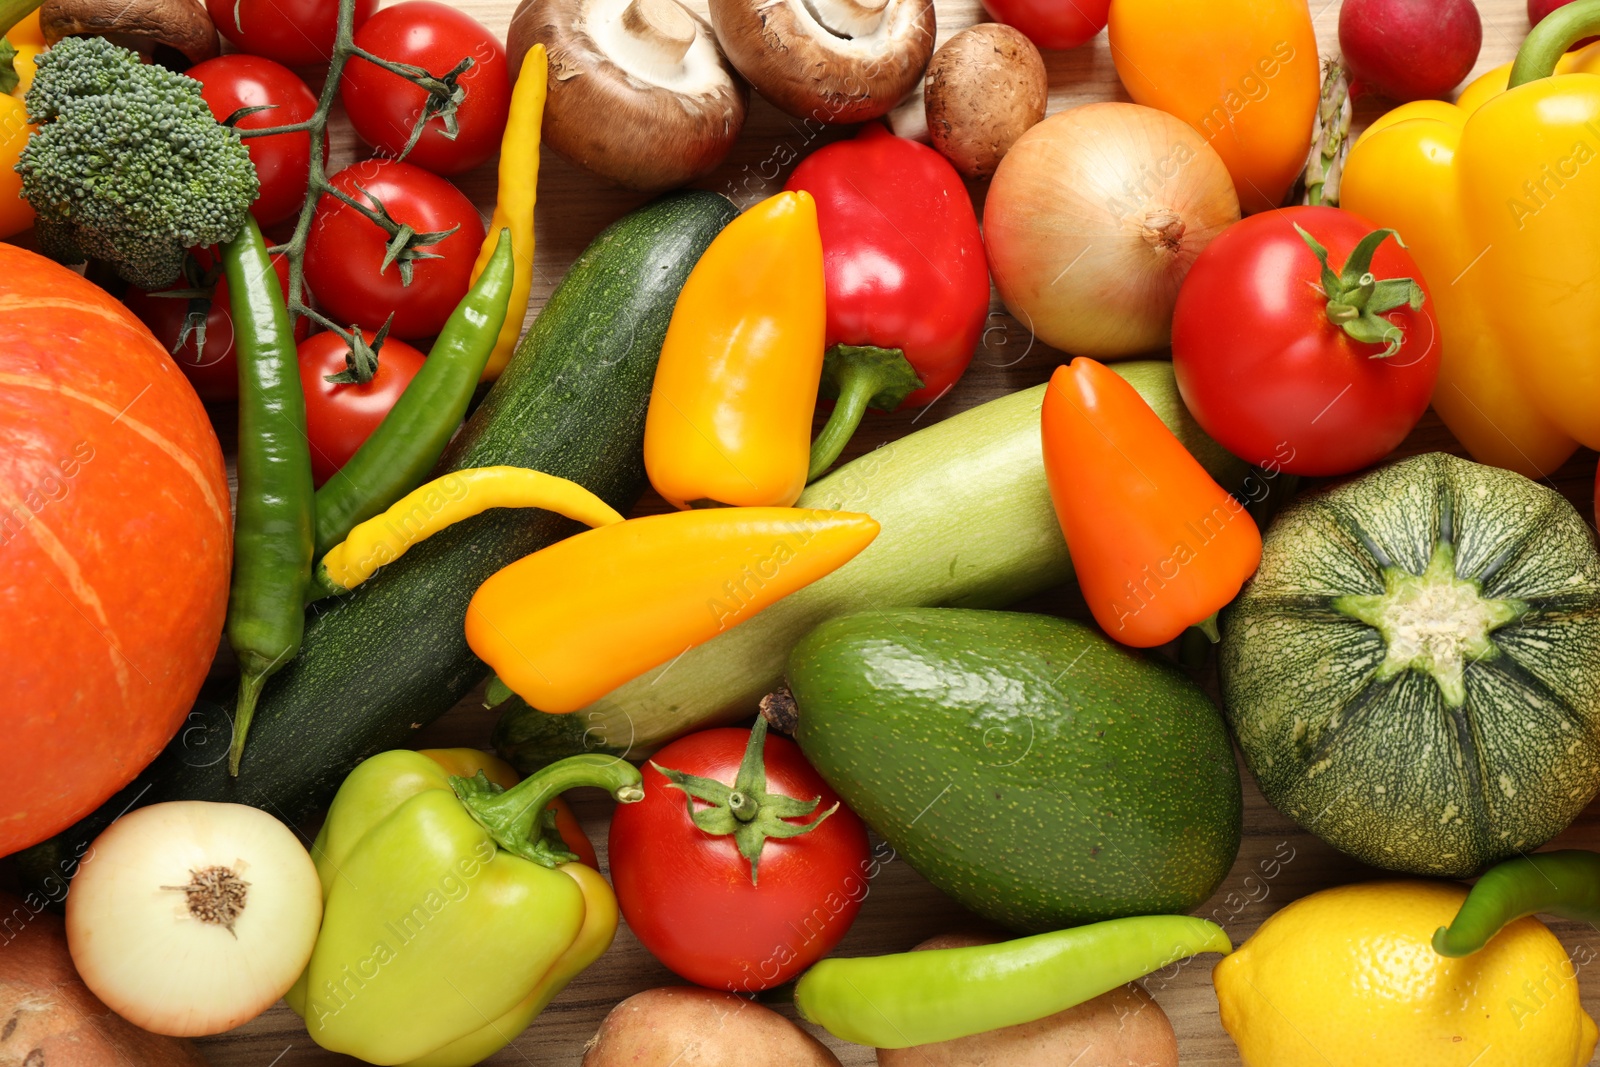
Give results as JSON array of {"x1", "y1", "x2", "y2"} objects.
[{"x1": 175, "y1": 0, "x2": 1600, "y2": 1063}]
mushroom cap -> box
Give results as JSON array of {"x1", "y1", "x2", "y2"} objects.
[
  {"x1": 509, "y1": 0, "x2": 748, "y2": 192},
  {"x1": 925, "y1": 22, "x2": 1048, "y2": 178},
  {"x1": 708, "y1": 0, "x2": 935, "y2": 123},
  {"x1": 39, "y1": 0, "x2": 220, "y2": 69}
]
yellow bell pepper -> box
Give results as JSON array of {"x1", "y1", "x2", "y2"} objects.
[
  {"x1": 644, "y1": 191, "x2": 826, "y2": 509},
  {"x1": 1343, "y1": 8, "x2": 1600, "y2": 467},
  {"x1": 466, "y1": 507, "x2": 878, "y2": 714},
  {"x1": 0, "y1": 7, "x2": 41, "y2": 240},
  {"x1": 468, "y1": 45, "x2": 546, "y2": 382}
]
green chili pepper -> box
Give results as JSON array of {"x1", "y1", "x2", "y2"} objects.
[
  {"x1": 794, "y1": 914, "x2": 1231, "y2": 1048},
  {"x1": 312, "y1": 228, "x2": 515, "y2": 557},
  {"x1": 223, "y1": 217, "x2": 316, "y2": 777},
  {"x1": 1434, "y1": 850, "x2": 1600, "y2": 958}
]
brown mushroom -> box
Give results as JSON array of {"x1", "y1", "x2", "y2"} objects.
[
  {"x1": 39, "y1": 0, "x2": 220, "y2": 70},
  {"x1": 925, "y1": 23, "x2": 1047, "y2": 179},
  {"x1": 508, "y1": 0, "x2": 748, "y2": 192},
  {"x1": 708, "y1": 0, "x2": 935, "y2": 124}
]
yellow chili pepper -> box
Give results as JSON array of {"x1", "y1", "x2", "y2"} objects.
[
  {"x1": 465, "y1": 507, "x2": 878, "y2": 714},
  {"x1": 1343, "y1": 8, "x2": 1600, "y2": 464},
  {"x1": 311, "y1": 466, "x2": 622, "y2": 600},
  {"x1": 468, "y1": 44, "x2": 547, "y2": 381},
  {"x1": 644, "y1": 191, "x2": 826, "y2": 509}
]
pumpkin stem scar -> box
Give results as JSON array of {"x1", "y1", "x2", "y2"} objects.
[{"x1": 1333, "y1": 541, "x2": 1527, "y2": 706}]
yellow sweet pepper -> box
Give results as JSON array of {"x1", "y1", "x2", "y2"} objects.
[
  {"x1": 1343, "y1": 8, "x2": 1600, "y2": 472},
  {"x1": 468, "y1": 44, "x2": 547, "y2": 381},
  {"x1": 643, "y1": 191, "x2": 826, "y2": 509}
]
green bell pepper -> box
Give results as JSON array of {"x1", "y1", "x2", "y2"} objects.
[{"x1": 285, "y1": 749, "x2": 643, "y2": 1066}]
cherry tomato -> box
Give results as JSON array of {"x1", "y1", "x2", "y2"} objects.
[
  {"x1": 979, "y1": 0, "x2": 1110, "y2": 50},
  {"x1": 207, "y1": 0, "x2": 378, "y2": 67},
  {"x1": 341, "y1": 2, "x2": 510, "y2": 175},
  {"x1": 299, "y1": 329, "x2": 427, "y2": 486},
  {"x1": 304, "y1": 159, "x2": 486, "y2": 340},
  {"x1": 1171, "y1": 206, "x2": 1440, "y2": 478},
  {"x1": 609, "y1": 725, "x2": 871, "y2": 993},
  {"x1": 124, "y1": 250, "x2": 305, "y2": 402},
  {"x1": 188, "y1": 56, "x2": 322, "y2": 227}
]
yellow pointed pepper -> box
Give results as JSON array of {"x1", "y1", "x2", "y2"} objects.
[
  {"x1": 644, "y1": 191, "x2": 826, "y2": 509},
  {"x1": 308, "y1": 466, "x2": 623, "y2": 601},
  {"x1": 468, "y1": 44, "x2": 547, "y2": 381},
  {"x1": 465, "y1": 507, "x2": 878, "y2": 714},
  {"x1": 1343, "y1": 9, "x2": 1600, "y2": 469}
]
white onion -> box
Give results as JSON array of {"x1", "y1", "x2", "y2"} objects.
[
  {"x1": 65, "y1": 800, "x2": 322, "y2": 1037},
  {"x1": 984, "y1": 101, "x2": 1241, "y2": 359}
]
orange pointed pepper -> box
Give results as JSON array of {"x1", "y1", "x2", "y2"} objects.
[
  {"x1": 644, "y1": 191, "x2": 826, "y2": 509},
  {"x1": 1042, "y1": 359, "x2": 1262, "y2": 648},
  {"x1": 466, "y1": 507, "x2": 878, "y2": 713}
]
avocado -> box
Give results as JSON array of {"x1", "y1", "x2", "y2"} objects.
[{"x1": 787, "y1": 609, "x2": 1241, "y2": 932}]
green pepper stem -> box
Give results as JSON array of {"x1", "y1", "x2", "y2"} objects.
[
  {"x1": 0, "y1": 0, "x2": 39, "y2": 38},
  {"x1": 455, "y1": 754, "x2": 643, "y2": 867},
  {"x1": 227, "y1": 669, "x2": 268, "y2": 777},
  {"x1": 1433, "y1": 850, "x2": 1600, "y2": 957},
  {"x1": 809, "y1": 371, "x2": 878, "y2": 482},
  {"x1": 1511, "y1": 0, "x2": 1600, "y2": 87},
  {"x1": 808, "y1": 345, "x2": 925, "y2": 482}
]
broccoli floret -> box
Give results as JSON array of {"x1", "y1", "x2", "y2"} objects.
[{"x1": 17, "y1": 37, "x2": 260, "y2": 290}]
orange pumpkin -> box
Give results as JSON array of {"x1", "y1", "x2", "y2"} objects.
[{"x1": 0, "y1": 244, "x2": 231, "y2": 857}]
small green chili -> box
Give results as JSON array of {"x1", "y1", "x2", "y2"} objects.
[
  {"x1": 312, "y1": 228, "x2": 515, "y2": 556},
  {"x1": 1434, "y1": 850, "x2": 1600, "y2": 958},
  {"x1": 222, "y1": 216, "x2": 315, "y2": 777},
  {"x1": 793, "y1": 914, "x2": 1232, "y2": 1048}
]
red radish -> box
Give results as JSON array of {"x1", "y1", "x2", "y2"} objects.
[
  {"x1": 1530, "y1": 0, "x2": 1599, "y2": 48},
  {"x1": 1339, "y1": 0, "x2": 1482, "y2": 102}
]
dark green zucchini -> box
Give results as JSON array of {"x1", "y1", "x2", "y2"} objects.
[{"x1": 19, "y1": 192, "x2": 735, "y2": 886}]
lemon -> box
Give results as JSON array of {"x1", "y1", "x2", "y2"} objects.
[{"x1": 1213, "y1": 881, "x2": 1597, "y2": 1067}]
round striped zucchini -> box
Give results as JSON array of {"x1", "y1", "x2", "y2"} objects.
[{"x1": 1220, "y1": 452, "x2": 1600, "y2": 876}]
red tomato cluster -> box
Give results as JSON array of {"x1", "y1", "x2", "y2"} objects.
[{"x1": 298, "y1": 331, "x2": 427, "y2": 487}]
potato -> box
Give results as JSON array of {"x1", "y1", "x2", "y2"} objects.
[
  {"x1": 0, "y1": 893, "x2": 209, "y2": 1067},
  {"x1": 584, "y1": 986, "x2": 842, "y2": 1067},
  {"x1": 876, "y1": 934, "x2": 1179, "y2": 1067},
  {"x1": 924, "y1": 24, "x2": 1048, "y2": 179}
]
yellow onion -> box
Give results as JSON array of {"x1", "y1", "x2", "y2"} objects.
[
  {"x1": 65, "y1": 801, "x2": 322, "y2": 1037},
  {"x1": 984, "y1": 101, "x2": 1240, "y2": 358}
]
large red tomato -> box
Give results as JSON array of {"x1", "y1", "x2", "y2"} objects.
[
  {"x1": 341, "y1": 2, "x2": 511, "y2": 175},
  {"x1": 188, "y1": 56, "x2": 322, "y2": 227},
  {"x1": 1171, "y1": 206, "x2": 1440, "y2": 477},
  {"x1": 0, "y1": 245, "x2": 231, "y2": 858},
  {"x1": 207, "y1": 0, "x2": 378, "y2": 67},
  {"x1": 609, "y1": 722, "x2": 871, "y2": 992},
  {"x1": 123, "y1": 249, "x2": 305, "y2": 403},
  {"x1": 304, "y1": 159, "x2": 486, "y2": 340},
  {"x1": 299, "y1": 330, "x2": 427, "y2": 486}
]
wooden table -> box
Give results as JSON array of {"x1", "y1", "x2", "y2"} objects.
[{"x1": 186, "y1": 0, "x2": 1600, "y2": 1063}]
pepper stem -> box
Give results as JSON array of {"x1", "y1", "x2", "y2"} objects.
[
  {"x1": 808, "y1": 345, "x2": 924, "y2": 482},
  {"x1": 1295, "y1": 225, "x2": 1425, "y2": 358},
  {"x1": 652, "y1": 717, "x2": 838, "y2": 885},
  {"x1": 1511, "y1": 0, "x2": 1600, "y2": 87},
  {"x1": 0, "y1": 0, "x2": 38, "y2": 38},
  {"x1": 453, "y1": 754, "x2": 644, "y2": 868}
]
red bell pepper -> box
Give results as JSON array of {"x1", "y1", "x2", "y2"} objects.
[{"x1": 785, "y1": 124, "x2": 990, "y2": 479}]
